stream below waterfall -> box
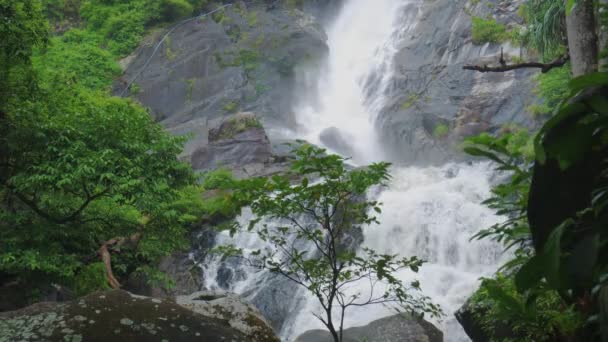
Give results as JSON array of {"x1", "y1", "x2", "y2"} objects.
[{"x1": 200, "y1": 0, "x2": 507, "y2": 341}]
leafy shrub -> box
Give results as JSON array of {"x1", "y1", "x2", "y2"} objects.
[
  {"x1": 533, "y1": 65, "x2": 571, "y2": 113},
  {"x1": 471, "y1": 16, "x2": 507, "y2": 44},
  {"x1": 34, "y1": 29, "x2": 121, "y2": 90},
  {"x1": 72, "y1": 262, "x2": 111, "y2": 296},
  {"x1": 470, "y1": 274, "x2": 583, "y2": 342},
  {"x1": 160, "y1": 0, "x2": 193, "y2": 22}
]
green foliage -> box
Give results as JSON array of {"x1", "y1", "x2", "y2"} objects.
[
  {"x1": 470, "y1": 274, "x2": 583, "y2": 341},
  {"x1": 34, "y1": 29, "x2": 122, "y2": 90},
  {"x1": 0, "y1": 0, "x2": 49, "y2": 106},
  {"x1": 199, "y1": 169, "x2": 243, "y2": 222},
  {"x1": 71, "y1": 262, "x2": 111, "y2": 296},
  {"x1": 531, "y1": 65, "x2": 571, "y2": 116},
  {"x1": 79, "y1": 0, "x2": 198, "y2": 57},
  {"x1": 218, "y1": 144, "x2": 441, "y2": 341},
  {"x1": 1, "y1": 81, "x2": 200, "y2": 281},
  {"x1": 0, "y1": 0, "x2": 207, "y2": 297},
  {"x1": 160, "y1": 0, "x2": 193, "y2": 22},
  {"x1": 464, "y1": 130, "x2": 534, "y2": 254},
  {"x1": 471, "y1": 16, "x2": 507, "y2": 44},
  {"x1": 466, "y1": 73, "x2": 608, "y2": 340},
  {"x1": 519, "y1": 0, "x2": 566, "y2": 60}
]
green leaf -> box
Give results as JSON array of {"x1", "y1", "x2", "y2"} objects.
[
  {"x1": 542, "y1": 220, "x2": 569, "y2": 289},
  {"x1": 566, "y1": 233, "x2": 600, "y2": 285},
  {"x1": 463, "y1": 147, "x2": 504, "y2": 165},
  {"x1": 568, "y1": 72, "x2": 608, "y2": 95},
  {"x1": 515, "y1": 255, "x2": 545, "y2": 292}
]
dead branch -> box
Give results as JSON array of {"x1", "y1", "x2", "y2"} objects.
[
  {"x1": 99, "y1": 233, "x2": 142, "y2": 289},
  {"x1": 463, "y1": 54, "x2": 570, "y2": 73}
]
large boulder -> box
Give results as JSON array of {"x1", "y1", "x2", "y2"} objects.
[
  {"x1": 454, "y1": 297, "x2": 491, "y2": 342},
  {"x1": 455, "y1": 293, "x2": 519, "y2": 342},
  {"x1": 190, "y1": 112, "x2": 272, "y2": 173},
  {"x1": 295, "y1": 314, "x2": 443, "y2": 342},
  {"x1": 176, "y1": 290, "x2": 279, "y2": 342},
  {"x1": 0, "y1": 290, "x2": 254, "y2": 341}
]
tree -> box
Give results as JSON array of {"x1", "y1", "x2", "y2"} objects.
[
  {"x1": 462, "y1": 1, "x2": 608, "y2": 340},
  {"x1": 464, "y1": 0, "x2": 606, "y2": 76},
  {"x1": 565, "y1": 0, "x2": 599, "y2": 76},
  {"x1": 0, "y1": 0, "x2": 205, "y2": 298},
  {"x1": 218, "y1": 144, "x2": 441, "y2": 342}
]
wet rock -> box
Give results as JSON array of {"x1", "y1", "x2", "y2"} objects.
[
  {"x1": 0, "y1": 290, "x2": 249, "y2": 341},
  {"x1": 455, "y1": 297, "x2": 490, "y2": 342},
  {"x1": 319, "y1": 126, "x2": 355, "y2": 157},
  {"x1": 125, "y1": 252, "x2": 203, "y2": 298},
  {"x1": 191, "y1": 112, "x2": 272, "y2": 171},
  {"x1": 455, "y1": 295, "x2": 517, "y2": 342},
  {"x1": 374, "y1": 0, "x2": 540, "y2": 165},
  {"x1": 176, "y1": 290, "x2": 279, "y2": 342},
  {"x1": 243, "y1": 273, "x2": 306, "y2": 333},
  {"x1": 295, "y1": 314, "x2": 443, "y2": 342},
  {"x1": 118, "y1": 2, "x2": 328, "y2": 143}
]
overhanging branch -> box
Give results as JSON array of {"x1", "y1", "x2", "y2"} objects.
[{"x1": 463, "y1": 54, "x2": 570, "y2": 74}]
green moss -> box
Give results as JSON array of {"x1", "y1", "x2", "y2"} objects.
[
  {"x1": 401, "y1": 93, "x2": 420, "y2": 110},
  {"x1": 433, "y1": 123, "x2": 449, "y2": 138},
  {"x1": 222, "y1": 101, "x2": 239, "y2": 113},
  {"x1": 164, "y1": 36, "x2": 176, "y2": 60},
  {"x1": 471, "y1": 16, "x2": 507, "y2": 44},
  {"x1": 246, "y1": 11, "x2": 259, "y2": 27},
  {"x1": 185, "y1": 78, "x2": 196, "y2": 102},
  {"x1": 212, "y1": 115, "x2": 263, "y2": 141},
  {"x1": 211, "y1": 9, "x2": 228, "y2": 25},
  {"x1": 129, "y1": 82, "x2": 141, "y2": 95}
]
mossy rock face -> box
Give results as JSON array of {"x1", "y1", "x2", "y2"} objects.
[
  {"x1": 209, "y1": 112, "x2": 264, "y2": 142},
  {"x1": 0, "y1": 290, "x2": 248, "y2": 341}
]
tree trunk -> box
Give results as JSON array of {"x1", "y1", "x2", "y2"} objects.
[
  {"x1": 599, "y1": 0, "x2": 608, "y2": 71},
  {"x1": 99, "y1": 233, "x2": 142, "y2": 289},
  {"x1": 566, "y1": 0, "x2": 599, "y2": 76}
]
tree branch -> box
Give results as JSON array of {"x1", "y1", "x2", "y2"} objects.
[
  {"x1": 463, "y1": 54, "x2": 570, "y2": 74},
  {"x1": 98, "y1": 232, "x2": 142, "y2": 289},
  {"x1": 14, "y1": 187, "x2": 110, "y2": 224}
]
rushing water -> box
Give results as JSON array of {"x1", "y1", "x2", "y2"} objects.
[{"x1": 202, "y1": 0, "x2": 506, "y2": 341}]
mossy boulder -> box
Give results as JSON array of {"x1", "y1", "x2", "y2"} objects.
[
  {"x1": 190, "y1": 112, "x2": 275, "y2": 177},
  {"x1": 208, "y1": 112, "x2": 264, "y2": 142},
  {"x1": 0, "y1": 290, "x2": 249, "y2": 341},
  {"x1": 176, "y1": 291, "x2": 280, "y2": 342}
]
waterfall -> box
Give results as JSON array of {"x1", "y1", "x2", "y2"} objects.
[{"x1": 201, "y1": 0, "x2": 506, "y2": 341}]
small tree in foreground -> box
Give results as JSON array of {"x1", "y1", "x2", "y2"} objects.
[{"x1": 218, "y1": 144, "x2": 442, "y2": 342}]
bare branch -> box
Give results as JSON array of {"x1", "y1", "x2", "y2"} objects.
[{"x1": 463, "y1": 54, "x2": 570, "y2": 74}]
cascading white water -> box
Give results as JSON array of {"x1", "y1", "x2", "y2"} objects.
[
  {"x1": 293, "y1": 0, "x2": 408, "y2": 164},
  {"x1": 202, "y1": 1, "x2": 507, "y2": 341},
  {"x1": 287, "y1": 163, "x2": 505, "y2": 341}
]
